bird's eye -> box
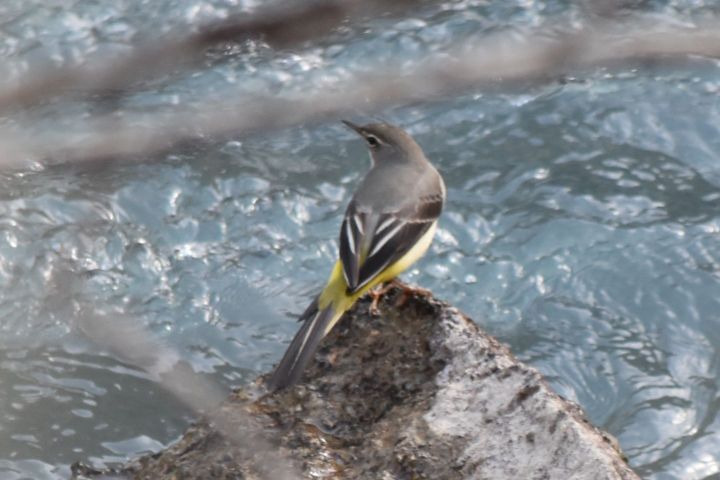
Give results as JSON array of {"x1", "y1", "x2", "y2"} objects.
[{"x1": 366, "y1": 135, "x2": 380, "y2": 148}]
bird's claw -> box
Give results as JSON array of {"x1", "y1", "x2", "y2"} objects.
[
  {"x1": 367, "y1": 282, "x2": 394, "y2": 316},
  {"x1": 394, "y1": 282, "x2": 433, "y2": 307},
  {"x1": 367, "y1": 279, "x2": 432, "y2": 315}
]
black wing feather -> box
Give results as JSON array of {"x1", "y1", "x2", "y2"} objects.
[
  {"x1": 340, "y1": 193, "x2": 443, "y2": 295},
  {"x1": 338, "y1": 201, "x2": 364, "y2": 289},
  {"x1": 350, "y1": 219, "x2": 431, "y2": 294}
]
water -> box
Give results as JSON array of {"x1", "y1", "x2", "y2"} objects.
[{"x1": 1, "y1": 1, "x2": 719, "y2": 478}]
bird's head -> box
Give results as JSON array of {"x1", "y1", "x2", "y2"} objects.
[{"x1": 342, "y1": 120, "x2": 424, "y2": 164}]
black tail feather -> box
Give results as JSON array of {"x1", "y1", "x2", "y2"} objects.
[{"x1": 267, "y1": 304, "x2": 335, "y2": 391}]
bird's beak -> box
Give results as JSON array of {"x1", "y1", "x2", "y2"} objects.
[{"x1": 341, "y1": 120, "x2": 364, "y2": 136}]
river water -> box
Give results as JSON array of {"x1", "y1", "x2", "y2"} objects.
[{"x1": 0, "y1": 1, "x2": 719, "y2": 479}]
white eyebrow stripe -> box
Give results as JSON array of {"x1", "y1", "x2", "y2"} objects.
[
  {"x1": 375, "y1": 216, "x2": 395, "y2": 234},
  {"x1": 369, "y1": 221, "x2": 404, "y2": 257},
  {"x1": 345, "y1": 220, "x2": 356, "y2": 254}
]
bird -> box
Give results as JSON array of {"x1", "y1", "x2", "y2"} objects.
[{"x1": 267, "y1": 120, "x2": 445, "y2": 391}]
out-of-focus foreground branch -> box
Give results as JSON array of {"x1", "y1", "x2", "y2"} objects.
[
  {"x1": 76, "y1": 311, "x2": 298, "y2": 479},
  {"x1": 0, "y1": 0, "x2": 420, "y2": 112},
  {"x1": 1, "y1": 20, "x2": 719, "y2": 170}
]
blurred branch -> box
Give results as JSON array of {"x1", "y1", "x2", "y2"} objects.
[
  {"x1": 77, "y1": 311, "x2": 297, "y2": 479},
  {"x1": 2, "y1": 19, "x2": 720, "y2": 169},
  {"x1": 0, "y1": 0, "x2": 419, "y2": 112}
]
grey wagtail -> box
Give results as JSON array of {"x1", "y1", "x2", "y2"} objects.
[{"x1": 267, "y1": 121, "x2": 445, "y2": 391}]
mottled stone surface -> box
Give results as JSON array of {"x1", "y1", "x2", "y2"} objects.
[{"x1": 73, "y1": 288, "x2": 638, "y2": 480}]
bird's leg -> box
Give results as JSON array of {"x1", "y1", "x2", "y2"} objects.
[
  {"x1": 367, "y1": 282, "x2": 396, "y2": 316},
  {"x1": 368, "y1": 279, "x2": 433, "y2": 315},
  {"x1": 392, "y1": 279, "x2": 433, "y2": 307}
]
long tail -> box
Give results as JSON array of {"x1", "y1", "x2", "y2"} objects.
[
  {"x1": 267, "y1": 261, "x2": 371, "y2": 391},
  {"x1": 266, "y1": 304, "x2": 339, "y2": 391}
]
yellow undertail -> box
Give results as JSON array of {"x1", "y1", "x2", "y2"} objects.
[{"x1": 318, "y1": 221, "x2": 438, "y2": 334}]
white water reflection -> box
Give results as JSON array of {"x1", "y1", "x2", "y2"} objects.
[{"x1": 1, "y1": 1, "x2": 720, "y2": 479}]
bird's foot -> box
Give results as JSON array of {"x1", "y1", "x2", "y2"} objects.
[
  {"x1": 391, "y1": 279, "x2": 433, "y2": 308},
  {"x1": 367, "y1": 279, "x2": 432, "y2": 315},
  {"x1": 368, "y1": 282, "x2": 395, "y2": 316}
]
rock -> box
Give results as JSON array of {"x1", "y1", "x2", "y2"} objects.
[{"x1": 73, "y1": 287, "x2": 638, "y2": 479}]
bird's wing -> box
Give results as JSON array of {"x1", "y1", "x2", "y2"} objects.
[{"x1": 339, "y1": 192, "x2": 443, "y2": 294}]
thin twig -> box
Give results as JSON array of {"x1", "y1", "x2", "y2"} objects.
[
  {"x1": 76, "y1": 311, "x2": 297, "y2": 479},
  {"x1": 1, "y1": 20, "x2": 720, "y2": 169},
  {"x1": 0, "y1": 0, "x2": 420, "y2": 112}
]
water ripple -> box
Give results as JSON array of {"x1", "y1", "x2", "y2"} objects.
[{"x1": 1, "y1": 1, "x2": 720, "y2": 479}]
